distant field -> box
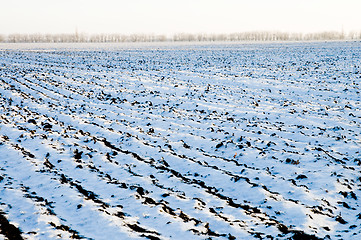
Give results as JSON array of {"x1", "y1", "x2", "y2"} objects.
[{"x1": 0, "y1": 42, "x2": 361, "y2": 239}]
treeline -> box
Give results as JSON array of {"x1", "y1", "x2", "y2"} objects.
[{"x1": 1, "y1": 31, "x2": 361, "y2": 43}]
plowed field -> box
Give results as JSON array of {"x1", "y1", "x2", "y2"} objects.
[{"x1": 1, "y1": 42, "x2": 361, "y2": 239}]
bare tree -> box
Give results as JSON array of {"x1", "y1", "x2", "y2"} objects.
[{"x1": 1, "y1": 31, "x2": 360, "y2": 43}]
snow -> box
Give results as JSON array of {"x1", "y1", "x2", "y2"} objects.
[{"x1": 0, "y1": 41, "x2": 361, "y2": 239}]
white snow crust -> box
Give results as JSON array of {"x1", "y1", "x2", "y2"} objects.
[{"x1": 0, "y1": 41, "x2": 360, "y2": 239}]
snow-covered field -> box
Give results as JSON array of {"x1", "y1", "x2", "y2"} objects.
[{"x1": 0, "y1": 41, "x2": 361, "y2": 240}]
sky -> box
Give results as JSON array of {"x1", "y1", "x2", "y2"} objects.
[{"x1": 1, "y1": 0, "x2": 360, "y2": 35}]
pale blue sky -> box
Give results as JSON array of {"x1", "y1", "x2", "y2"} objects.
[{"x1": 1, "y1": 0, "x2": 360, "y2": 35}]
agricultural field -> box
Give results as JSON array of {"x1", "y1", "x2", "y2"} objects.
[{"x1": 0, "y1": 41, "x2": 361, "y2": 240}]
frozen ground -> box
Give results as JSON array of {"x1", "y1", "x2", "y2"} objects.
[{"x1": 0, "y1": 41, "x2": 361, "y2": 239}]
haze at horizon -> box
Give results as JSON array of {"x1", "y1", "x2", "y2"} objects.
[{"x1": 1, "y1": 0, "x2": 360, "y2": 35}]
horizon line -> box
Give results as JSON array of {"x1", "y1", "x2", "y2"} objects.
[
  {"x1": 1, "y1": 30, "x2": 360, "y2": 43},
  {"x1": 2, "y1": 29, "x2": 361, "y2": 35}
]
